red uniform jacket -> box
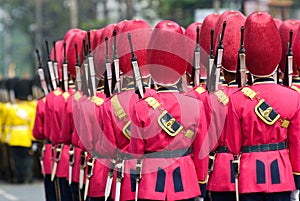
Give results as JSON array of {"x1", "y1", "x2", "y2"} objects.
[
  {"x1": 129, "y1": 87, "x2": 208, "y2": 200},
  {"x1": 207, "y1": 82, "x2": 239, "y2": 191},
  {"x1": 80, "y1": 90, "x2": 110, "y2": 198},
  {"x1": 101, "y1": 87, "x2": 155, "y2": 201},
  {"x1": 45, "y1": 88, "x2": 70, "y2": 178},
  {"x1": 225, "y1": 77, "x2": 300, "y2": 193},
  {"x1": 33, "y1": 97, "x2": 53, "y2": 175}
]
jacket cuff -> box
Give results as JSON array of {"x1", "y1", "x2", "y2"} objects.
[{"x1": 199, "y1": 181, "x2": 207, "y2": 198}]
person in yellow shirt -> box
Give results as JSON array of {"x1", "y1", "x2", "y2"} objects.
[{"x1": 3, "y1": 78, "x2": 36, "y2": 183}]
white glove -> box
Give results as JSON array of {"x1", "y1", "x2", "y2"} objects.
[
  {"x1": 194, "y1": 197, "x2": 204, "y2": 201},
  {"x1": 291, "y1": 190, "x2": 300, "y2": 201}
]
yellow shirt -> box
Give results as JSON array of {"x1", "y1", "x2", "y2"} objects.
[{"x1": 3, "y1": 101, "x2": 36, "y2": 147}]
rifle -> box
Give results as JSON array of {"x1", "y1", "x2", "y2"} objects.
[
  {"x1": 210, "y1": 21, "x2": 226, "y2": 92},
  {"x1": 283, "y1": 30, "x2": 293, "y2": 87},
  {"x1": 207, "y1": 29, "x2": 214, "y2": 93},
  {"x1": 127, "y1": 33, "x2": 145, "y2": 99},
  {"x1": 191, "y1": 26, "x2": 201, "y2": 87},
  {"x1": 75, "y1": 44, "x2": 82, "y2": 91},
  {"x1": 112, "y1": 29, "x2": 121, "y2": 93},
  {"x1": 52, "y1": 41, "x2": 60, "y2": 87},
  {"x1": 236, "y1": 26, "x2": 246, "y2": 88},
  {"x1": 87, "y1": 30, "x2": 97, "y2": 96},
  {"x1": 104, "y1": 37, "x2": 112, "y2": 97},
  {"x1": 45, "y1": 40, "x2": 57, "y2": 90},
  {"x1": 62, "y1": 42, "x2": 68, "y2": 92},
  {"x1": 35, "y1": 49, "x2": 49, "y2": 95}
]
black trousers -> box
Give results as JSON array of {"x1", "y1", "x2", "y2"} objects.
[
  {"x1": 9, "y1": 146, "x2": 33, "y2": 183},
  {"x1": 70, "y1": 182, "x2": 84, "y2": 201},
  {"x1": 57, "y1": 177, "x2": 73, "y2": 201},
  {"x1": 210, "y1": 192, "x2": 236, "y2": 201},
  {"x1": 44, "y1": 174, "x2": 57, "y2": 201},
  {"x1": 240, "y1": 192, "x2": 291, "y2": 201}
]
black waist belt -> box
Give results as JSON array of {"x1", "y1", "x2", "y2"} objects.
[
  {"x1": 92, "y1": 151, "x2": 109, "y2": 159},
  {"x1": 145, "y1": 148, "x2": 191, "y2": 158},
  {"x1": 118, "y1": 152, "x2": 134, "y2": 160},
  {"x1": 216, "y1": 146, "x2": 229, "y2": 153},
  {"x1": 242, "y1": 142, "x2": 287, "y2": 153}
]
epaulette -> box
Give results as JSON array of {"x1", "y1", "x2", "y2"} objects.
[
  {"x1": 91, "y1": 96, "x2": 104, "y2": 106},
  {"x1": 74, "y1": 91, "x2": 82, "y2": 101},
  {"x1": 194, "y1": 86, "x2": 206, "y2": 95},
  {"x1": 63, "y1": 92, "x2": 70, "y2": 100},
  {"x1": 53, "y1": 89, "x2": 62, "y2": 96},
  {"x1": 214, "y1": 90, "x2": 229, "y2": 106}
]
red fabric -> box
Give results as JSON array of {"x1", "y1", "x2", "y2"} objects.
[
  {"x1": 88, "y1": 158, "x2": 110, "y2": 197},
  {"x1": 60, "y1": 89, "x2": 75, "y2": 144},
  {"x1": 45, "y1": 88, "x2": 67, "y2": 144},
  {"x1": 101, "y1": 88, "x2": 155, "y2": 200},
  {"x1": 56, "y1": 144, "x2": 70, "y2": 178},
  {"x1": 71, "y1": 146, "x2": 82, "y2": 183},
  {"x1": 64, "y1": 29, "x2": 87, "y2": 77},
  {"x1": 214, "y1": 14, "x2": 246, "y2": 72},
  {"x1": 225, "y1": 82, "x2": 300, "y2": 193},
  {"x1": 129, "y1": 90, "x2": 208, "y2": 200},
  {"x1": 244, "y1": 12, "x2": 282, "y2": 76},
  {"x1": 44, "y1": 91, "x2": 56, "y2": 140},
  {"x1": 199, "y1": 13, "x2": 219, "y2": 55},
  {"x1": 279, "y1": 19, "x2": 300, "y2": 74},
  {"x1": 207, "y1": 85, "x2": 239, "y2": 191},
  {"x1": 147, "y1": 20, "x2": 186, "y2": 85},
  {"x1": 292, "y1": 23, "x2": 300, "y2": 70},
  {"x1": 33, "y1": 98, "x2": 46, "y2": 140},
  {"x1": 42, "y1": 144, "x2": 53, "y2": 175},
  {"x1": 50, "y1": 40, "x2": 64, "y2": 80}
]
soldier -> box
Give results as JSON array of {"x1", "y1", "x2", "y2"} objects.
[
  {"x1": 32, "y1": 73, "x2": 57, "y2": 200},
  {"x1": 100, "y1": 19, "x2": 153, "y2": 201},
  {"x1": 3, "y1": 78, "x2": 36, "y2": 183},
  {"x1": 206, "y1": 13, "x2": 246, "y2": 201},
  {"x1": 129, "y1": 20, "x2": 209, "y2": 201},
  {"x1": 59, "y1": 28, "x2": 87, "y2": 201},
  {"x1": 224, "y1": 11, "x2": 300, "y2": 201}
]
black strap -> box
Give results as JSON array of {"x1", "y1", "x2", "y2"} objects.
[
  {"x1": 145, "y1": 148, "x2": 191, "y2": 158},
  {"x1": 242, "y1": 142, "x2": 287, "y2": 153},
  {"x1": 216, "y1": 146, "x2": 229, "y2": 153}
]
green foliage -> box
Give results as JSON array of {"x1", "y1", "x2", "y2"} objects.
[{"x1": 156, "y1": 0, "x2": 212, "y2": 27}]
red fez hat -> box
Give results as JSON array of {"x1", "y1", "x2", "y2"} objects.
[
  {"x1": 115, "y1": 20, "x2": 129, "y2": 35},
  {"x1": 244, "y1": 11, "x2": 282, "y2": 77},
  {"x1": 89, "y1": 29, "x2": 102, "y2": 51},
  {"x1": 185, "y1": 22, "x2": 207, "y2": 78},
  {"x1": 274, "y1": 18, "x2": 283, "y2": 29},
  {"x1": 147, "y1": 20, "x2": 186, "y2": 85},
  {"x1": 199, "y1": 13, "x2": 219, "y2": 55},
  {"x1": 50, "y1": 40, "x2": 64, "y2": 80},
  {"x1": 94, "y1": 24, "x2": 116, "y2": 79},
  {"x1": 292, "y1": 24, "x2": 300, "y2": 71},
  {"x1": 279, "y1": 19, "x2": 300, "y2": 75},
  {"x1": 213, "y1": 10, "x2": 244, "y2": 54},
  {"x1": 64, "y1": 28, "x2": 87, "y2": 77},
  {"x1": 214, "y1": 13, "x2": 246, "y2": 72},
  {"x1": 118, "y1": 19, "x2": 151, "y2": 77}
]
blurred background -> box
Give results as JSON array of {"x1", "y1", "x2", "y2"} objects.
[{"x1": 0, "y1": 0, "x2": 299, "y2": 80}]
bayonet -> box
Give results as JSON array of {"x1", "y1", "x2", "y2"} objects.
[
  {"x1": 127, "y1": 33, "x2": 145, "y2": 99},
  {"x1": 45, "y1": 40, "x2": 57, "y2": 90},
  {"x1": 35, "y1": 49, "x2": 49, "y2": 94}
]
